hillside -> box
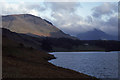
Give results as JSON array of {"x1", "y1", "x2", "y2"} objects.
[
  {"x1": 2, "y1": 29, "x2": 98, "y2": 79},
  {"x1": 2, "y1": 14, "x2": 75, "y2": 39},
  {"x1": 77, "y1": 29, "x2": 117, "y2": 40},
  {"x1": 2, "y1": 28, "x2": 43, "y2": 50},
  {"x1": 1, "y1": 28, "x2": 105, "y2": 52},
  {"x1": 2, "y1": 28, "x2": 120, "y2": 52}
]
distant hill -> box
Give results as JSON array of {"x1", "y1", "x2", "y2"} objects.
[
  {"x1": 3, "y1": 28, "x2": 96, "y2": 79},
  {"x1": 2, "y1": 28, "x2": 44, "y2": 50},
  {"x1": 77, "y1": 29, "x2": 117, "y2": 40},
  {"x1": 2, "y1": 28, "x2": 120, "y2": 52},
  {"x1": 1, "y1": 28, "x2": 105, "y2": 52},
  {"x1": 2, "y1": 14, "x2": 76, "y2": 39}
]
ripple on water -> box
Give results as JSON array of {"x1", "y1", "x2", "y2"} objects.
[{"x1": 49, "y1": 52, "x2": 118, "y2": 78}]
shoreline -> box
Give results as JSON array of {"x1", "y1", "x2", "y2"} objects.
[
  {"x1": 2, "y1": 43, "x2": 99, "y2": 79},
  {"x1": 49, "y1": 51, "x2": 119, "y2": 54},
  {"x1": 3, "y1": 51, "x2": 99, "y2": 79},
  {"x1": 2, "y1": 28, "x2": 100, "y2": 79},
  {"x1": 48, "y1": 51, "x2": 118, "y2": 79}
]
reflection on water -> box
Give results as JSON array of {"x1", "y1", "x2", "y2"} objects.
[{"x1": 49, "y1": 52, "x2": 118, "y2": 78}]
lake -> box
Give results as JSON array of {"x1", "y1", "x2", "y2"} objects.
[{"x1": 49, "y1": 52, "x2": 118, "y2": 78}]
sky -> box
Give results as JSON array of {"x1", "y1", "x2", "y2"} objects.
[{"x1": 0, "y1": 0, "x2": 119, "y2": 36}]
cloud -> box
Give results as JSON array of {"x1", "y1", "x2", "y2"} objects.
[
  {"x1": 45, "y1": 2, "x2": 80, "y2": 12},
  {"x1": 41, "y1": 2, "x2": 86, "y2": 35},
  {"x1": 25, "y1": 3, "x2": 46, "y2": 11},
  {"x1": 99, "y1": 15, "x2": 118, "y2": 35},
  {"x1": 90, "y1": 2, "x2": 118, "y2": 36},
  {"x1": 1, "y1": 1, "x2": 46, "y2": 16},
  {"x1": 1, "y1": 2, "x2": 118, "y2": 36},
  {"x1": 92, "y1": 2, "x2": 118, "y2": 18},
  {"x1": 43, "y1": 2, "x2": 96, "y2": 35},
  {"x1": 43, "y1": 2, "x2": 118, "y2": 36},
  {"x1": 51, "y1": 12, "x2": 94, "y2": 36}
]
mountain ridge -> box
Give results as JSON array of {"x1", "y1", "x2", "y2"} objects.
[
  {"x1": 77, "y1": 28, "x2": 117, "y2": 40},
  {"x1": 2, "y1": 14, "x2": 76, "y2": 39}
]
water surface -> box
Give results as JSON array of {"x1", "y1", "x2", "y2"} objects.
[{"x1": 49, "y1": 52, "x2": 118, "y2": 78}]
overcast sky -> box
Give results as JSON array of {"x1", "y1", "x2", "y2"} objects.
[{"x1": 0, "y1": 0, "x2": 118, "y2": 36}]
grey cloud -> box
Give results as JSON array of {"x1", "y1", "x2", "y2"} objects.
[
  {"x1": 44, "y1": 2, "x2": 118, "y2": 36},
  {"x1": 41, "y1": 2, "x2": 83, "y2": 35},
  {"x1": 99, "y1": 15, "x2": 118, "y2": 36},
  {"x1": 44, "y1": 2, "x2": 81, "y2": 13},
  {"x1": 1, "y1": 2, "x2": 46, "y2": 16},
  {"x1": 1, "y1": 2, "x2": 117, "y2": 36},
  {"x1": 30, "y1": 2, "x2": 118, "y2": 36},
  {"x1": 85, "y1": 16, "x2": 93, "y2": 23},
  {"x1": 52, "y1": 12, "x2": 94, "y2": 36},
  {"x1": 106, "y1": 15, "x2": 118, "y2": 27},
  {"x1": 42, "y1": 2, "x2": 93, "y2": 36},
  {"x1": 92, "y1": 2, "x2": 118, "y2": 18},
  {"x1": 50, "y1": 12, "x2": 85, "y2": 35},
  {"x1": 24, "y1": 3, "x2": 46, "y2": 11}
]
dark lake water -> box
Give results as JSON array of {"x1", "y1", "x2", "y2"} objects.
[{"x1": 49, "y1": 52, "x2": 118, "y2": 78}]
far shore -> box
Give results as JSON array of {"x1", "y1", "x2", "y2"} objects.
[
  {"x1": 3, "y1": 36, "x2": 100, "y2": 80},
  {"x1": 49, "y1": 50, "x2": 120, "y2": 53}
]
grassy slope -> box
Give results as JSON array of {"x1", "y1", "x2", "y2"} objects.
[
  {"x1": 2, "y1": 14, "x2": 75, "y2": 39},
  {"x1": 2, "y1": 36, "x2": 99, "y2": 79},
  {"x1": 2, "y1": 14, "x2": 59, "y2": 36}
]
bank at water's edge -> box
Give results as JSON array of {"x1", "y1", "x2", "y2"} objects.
[
  {"x1": 2, "y1": 36, "x2": 99, "y2": 80},
  {"x1": 49, "y1": 52, "x2": 118, "y2": 79}
]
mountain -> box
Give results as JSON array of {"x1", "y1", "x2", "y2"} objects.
[
  {"x1": 3, "y1": 28, "x2": 98, "y2": 79},
  {"x1": 2, "y1": 28, "x2": 120, "y2": 52},
  {"x1": 2, "y1": 28, "x2": 44, "y2": 50},
  {"x1": 2, "y1": 14, "x2": 76, "y2": 39},
  {"x1": 77, "y1": 29, "x2": 117, "y2": 40}
]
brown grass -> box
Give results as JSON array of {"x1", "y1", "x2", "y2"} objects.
[{"x1": 2, "y1": 36, "x2": 99, "y2": 79}]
